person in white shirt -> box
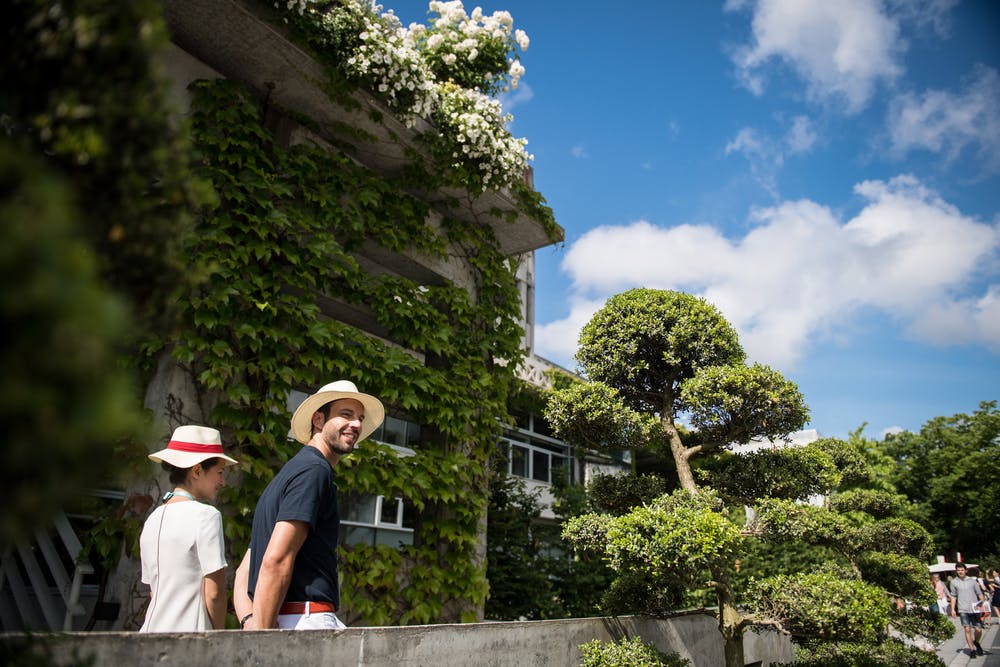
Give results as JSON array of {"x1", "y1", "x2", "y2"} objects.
[{"x1": 139, "y1": 425, "x2": 237, "y2": 632}]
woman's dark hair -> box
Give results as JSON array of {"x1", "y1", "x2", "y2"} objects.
[{"x1": 161, "y1": 457, "x2": 223, "y2": 486}]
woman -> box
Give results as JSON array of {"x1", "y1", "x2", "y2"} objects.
[
  {"x1": 990, "y1": 568, "x2": 1000, "y2": 627},
  {"x1": 139, "y1": 425, "x2": 237, "y2": 632},
  {"x1": 931, "y1": 572, "x2": 949, "y2": 615}
]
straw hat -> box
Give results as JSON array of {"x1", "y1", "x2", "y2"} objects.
[
  {"x1": 290, "y1": 380, "x2": 385, "y2": 445},
  {"x1": 148, "y1": 425, "x2": 238, "y2": 469}
]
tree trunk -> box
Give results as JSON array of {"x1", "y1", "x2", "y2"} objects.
[
  {"x1": 663, "y1": 418, "x2": 697, "y2": 492},
  {"x1": 715, "y1": 571, "x2": 746, "y2": 667}
]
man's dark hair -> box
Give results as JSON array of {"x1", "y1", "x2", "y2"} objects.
[{"x1": 161, "y1": 457, "x2": 223, "y2": 485}]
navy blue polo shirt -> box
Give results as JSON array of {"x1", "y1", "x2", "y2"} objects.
[{"x1": 248, "y1": 446, "x2": 340, "y2": 607}]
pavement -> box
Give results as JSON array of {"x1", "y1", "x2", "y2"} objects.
[{"x1": 935, "y1": 617, "x2": 1000, "y2": 667}]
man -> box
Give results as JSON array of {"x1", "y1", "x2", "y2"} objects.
[
  {"x1": 951, "y1": 562, "x2": 987, "y2": 657},
  {"x1": 240, "y1": 380, "x2": 384, "y2": 630}
]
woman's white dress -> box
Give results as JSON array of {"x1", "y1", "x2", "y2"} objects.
[{"x1": 139, "y1": 501, "x2": 227, "y2": 632}]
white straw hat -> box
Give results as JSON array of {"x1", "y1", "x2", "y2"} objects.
[
  {"x1": 148, "y1": 425, "x2": 238, "y2": 469},
  {"x1": 290, "y1": 380, "x2": 385, "y2": 445}
]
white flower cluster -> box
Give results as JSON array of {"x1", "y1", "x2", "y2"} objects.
[
  {"x1": 334, "y1": 0, "x2": 438, "y2": 123},
  {"x1": 436, "y1": 84, "x2": 532, "y2": 190},
  {"x1": 276, "y1": 0, "x2": 317, "y2": 15},
  {"x1": 424, "y1": 0, "x2": 528, "y2": 91},
  {"x1": 282, "y1": 0, "x2": 533, "y2": 190}
]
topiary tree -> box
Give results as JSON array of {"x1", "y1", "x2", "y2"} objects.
[
  {"x1": 579, "y1": 636, "x2": 690, "y2": 667},
  {"x1": 550, "y1": 288, "x2": 949, "y2": 667}
]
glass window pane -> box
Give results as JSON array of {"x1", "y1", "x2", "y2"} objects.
[
  {"x1": 551, "y1": 454, "x2": 568, "y2": 484},
  {"x1": 510, "y1": 444, "x2": 528, "y2": 477},
  {"x1": 401, "y1": 498, "x2": 416, "y2": 529},
  {"x1": 340, "y1": 524, "x2": 375, "y2": 547},
  {"x1": 532, "y1": 450, "x2": 549, "y2": 482},
  {"x1": 379, "y1": 497, "x2": 401, "y2": 525},
  {"x1": 509, "y1": 409, "x2": 530, "y2": 430},
  {"x1": 405, "y1": 422, "x2": 421, "y2": 448},
  {"x1": 341, "y1": 491, "x2": 377, "y2": 524},
  {"x1": 375, "y1": 528, "x2": 413, "y2": 548},
  {"x1": 533, "y1": 415, "x2": 554, "y2": 438},
  {"x1": 382, "y1": 416, "x2": 406, "y2": 447}
]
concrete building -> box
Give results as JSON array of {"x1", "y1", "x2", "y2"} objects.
[{"x1": 0, "y1": 0, "x2": 590, "y2": 633}]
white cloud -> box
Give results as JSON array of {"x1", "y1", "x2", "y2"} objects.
[
  {"x1": 570, "y1": 144, "x2": 588, "y2": 159},
  {"x1": 785, "y1": 115, "x2": 817, "y2": 154},
  {"x1": 534, "y1": 175, "x2": 999, "y2": 370},
  {"x1": 886, "y1": 0, "x2": 958, "y2": 38},
  {"x1": 729, "y1": 0, "x2": 903, "y2": 112},
  {"x1": 887, "y1": 65, "x2": 1000, "y2": 169},
  {"x1": 724, "y1": 116, "x2": 817, "y2": 196},
  {"x1": 534, "y1": 297, "x2": 607, "y2": 369}
]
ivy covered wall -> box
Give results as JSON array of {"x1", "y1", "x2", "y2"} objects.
[{"x1": 139, "y1": 0, "x2": 561, "y2": 627}]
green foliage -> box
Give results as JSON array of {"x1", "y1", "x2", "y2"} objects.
[
  {"x1": 831, "y1": 489, "x2": 904, "y2": 519},
  {"x1": 889, "y1": 605, "x2": 955, "y2": 645},
  {"x1": 563, "y1": 514, "x2": 616, "y2": 554},
  {"x1": 701, "y1": 444, "x2": 839, "y2": 504},
  {"x1": 600, "y1": 572, "x2": 688, "y2": 617},
  {"x1": 570, "y1": 489, "x2": 741, "y2": 592},
  {"x1": 747, "y1": 570, "x2": 890, "y2": 642},
  {"x1": 484, "y1": 469, "x2": 614, "y2": 620},
  {"x1": 483, "y1": 472, "x2": 553, "y2": 620},
  {"x1": 588, "y1": 474, "x2": 668, "y2": 516},
  {"x1": 879, "y1": 401, "x2": 1000, "y2": 556},
  {"x1": 0, "y1": 142, "x2": 149, "y2": 544},
  {"x1": 4, "y1": 0, "x2": 212, "y2": 337},
  {"x1": 680, "y1": 363, "x2": 809, "y2": 447},
  {"x1": 778, "y1": 638, "x2": 945, "y2": 667},
  {"x1": 754, "y1": 499, "x2": 860, "y2": 551},
  {"x1": 575, "y1": 289, "x2": 744, "y2": 415},
  {"x1": 856, "y1": 518, "x2": 933, "y2": 560},
  {"x1": 545, "y1": 382, "x2": 652, "y2": 451},
  {"x1": 856, "y1": 552, "x2": 934, "y2": 602},
  {"x1": 579, "y1": 637, "x2": 690, "y2": 667},
  {"x1": 816, "y1": 436, "x2": 873, "y2": 488}
]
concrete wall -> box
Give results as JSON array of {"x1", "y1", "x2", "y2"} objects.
[{"x1": 10, "y1": 613, "x2": 793, "y2": 667}]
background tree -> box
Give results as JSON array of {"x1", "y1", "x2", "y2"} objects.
[
  {"x1": 878, "y1": 401, "x2": 1000, "y2": 559},
  {"x1": 550, "y1": 288, "x2": 950, "y2": 667},
  {"x1": 2, "y1": 0, "x2": 209, "y2": 543},
  {"x1": 485, "y1": 462, "x2": 613, "y2": 620}
]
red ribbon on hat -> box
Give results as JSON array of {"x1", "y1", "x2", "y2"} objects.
[{"x1": 167, "y1": 439, "x2": 224, "y2": 454}]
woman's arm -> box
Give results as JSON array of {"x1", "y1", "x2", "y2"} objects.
[
  {"x1": 203, "y1": 568, "x2": 227, "y2": 629},
  {"x1": 233, "y1": 549, "x2": 253, "y2": 626}
]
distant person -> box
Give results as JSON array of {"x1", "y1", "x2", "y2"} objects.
[
  {"x1": 989, "y1": 569, "x2": 1000, "y2": 627},
  {"x1": 139, "y1": 425, "x2": 238, "y2": 632},
  {"x1": 240, "y1": 380, "x2": 383, "y2": 630},
  {"x1": 931, "y1": 573, "x2": 949, "y2": 615},
  {"x1": 950, "y1": 562, "x2": 987, "y2": 657}
]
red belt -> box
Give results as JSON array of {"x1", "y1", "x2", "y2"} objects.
[{"x1": 278, "y1": 601, "x2": 337, "y2": 615}]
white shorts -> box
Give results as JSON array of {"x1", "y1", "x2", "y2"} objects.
[{"x1": 276, "y1": 611, "x2": 346, "y2": 630}]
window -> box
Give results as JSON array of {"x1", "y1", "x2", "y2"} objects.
[
  {"x1": 339, "y1": 491, "x2": 415, "y2": 548},
  {"x1": 531, "y1": 449, "x2": 549, "y2": 482},
  {"x1": 502, "y1": 436, "x2": 569, "y2": 484},
  {"x1": 371, "y1": 415, "x2": 422, "y2": 450},
  {"x1": 510, "y1": 444, "x2": 528, "y2": 477}
]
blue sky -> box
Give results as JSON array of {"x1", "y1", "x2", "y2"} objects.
[{"x1": 398, "y1": 1, "x2": 1000, "y2": 439}]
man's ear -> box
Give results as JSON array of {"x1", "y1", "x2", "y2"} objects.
[{"x1": 312, "y1": 410, "x2": 326, "y2": 432}]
